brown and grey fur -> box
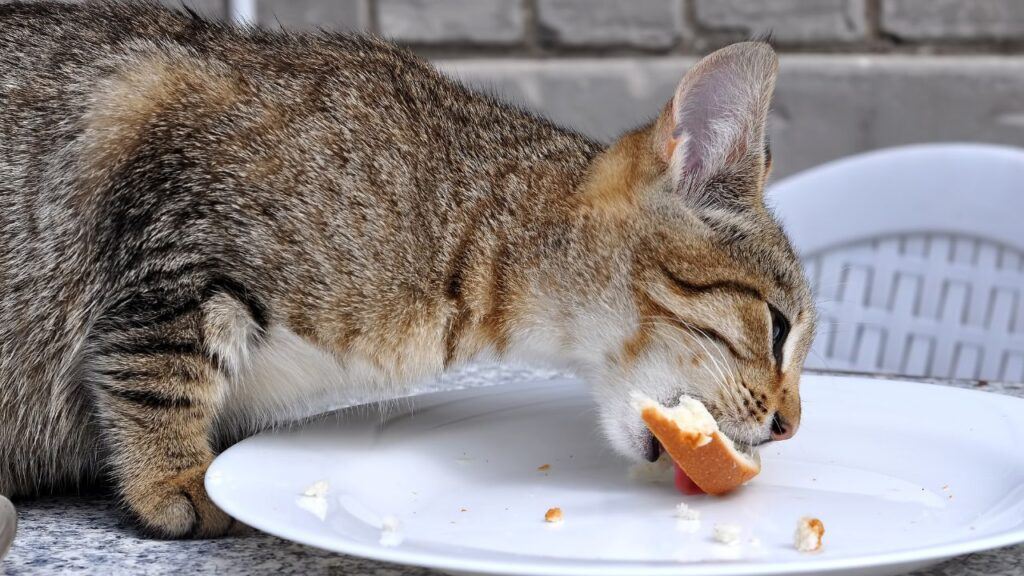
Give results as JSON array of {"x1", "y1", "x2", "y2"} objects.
[{"x1": 0, "y1": 1, "x2": 816, "y2": 537}]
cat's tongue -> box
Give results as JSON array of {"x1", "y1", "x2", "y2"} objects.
[{"x1": 674, "y1": 462, "x2": 705, "y2": 495}]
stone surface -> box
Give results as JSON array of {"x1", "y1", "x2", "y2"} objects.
[
  {"x1": 2, "y1": 371, "x2": 1023, "y2": 574},
  {"x1": 535, "y1": 0, "x2": 681, "y2": 49},
  {"x1": 439, "y1": 56, "x2": 1024, "y2": 180},
  {"x1": 694, "y1": 0, "x2": 868, "y2": 43},
  {"x1": 4, "y1": 500, "x2": 1023, "y2": 575},
  {"x1": 377, "y1": 0, "x2": 524, "y2": 45},
  {"x1": 882, "y1": 0, "x2": 1024, "y2": 41},
  {"x1": 256, "y1": 0, "x2": 367, "y2": 31}
]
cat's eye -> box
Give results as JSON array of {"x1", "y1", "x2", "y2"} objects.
[{"x1": 769, "y1": 304, "x2": 790, "y2": 366}]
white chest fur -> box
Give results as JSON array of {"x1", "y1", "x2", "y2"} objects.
[{"x1": 217, "y1": 326, "x2": 382, "y2": 433}]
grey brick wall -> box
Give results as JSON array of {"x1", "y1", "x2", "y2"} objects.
[
  {"x1": 378, "y1": 0, "x2": 524, "y2": 45},
  {"x1": 254, "y1": 0, "x2": 368, "y2": 31},
  {"x1": 693, "y1": 0, "x2": 868, "y2": 44},
  {"x1": 882, "y1": 0, "x2": 1024, "y2": 42},
  {"x1": 536, "y1": 0, "x2": 682, "y2": 50},
  {"x1": 36, "y1": 1, "x2": 1024, "y2": 177},
  {"x1": 162, "y1": 0, "x2": 1024, "y2": 54},
  {"x1": 159, "y1": 0, "x2": 226, "y2": 19}
]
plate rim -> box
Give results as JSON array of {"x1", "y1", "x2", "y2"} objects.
[{"x1": 208, "y1": 374, "x2": 1024, "y2": 576}]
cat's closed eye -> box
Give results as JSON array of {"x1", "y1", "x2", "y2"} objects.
[{"x1": 769, "y1": 304, "x2": 790, "y2": 365}]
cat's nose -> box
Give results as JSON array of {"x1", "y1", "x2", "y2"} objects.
[{"x1": 770, "y1": 412, "x2": 796, "y2": 441}]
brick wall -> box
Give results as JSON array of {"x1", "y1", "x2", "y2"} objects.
[
  {"x1": 215, "y1": 0, "x2": 1024, "y2": 55},
  {"x1": 104, "y1": 1, "x2": 1024, "y2": 176}
]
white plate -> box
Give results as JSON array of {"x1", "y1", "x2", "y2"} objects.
[{"x1": 207, "y1": 374, "x2": 1024, "y2": 576}]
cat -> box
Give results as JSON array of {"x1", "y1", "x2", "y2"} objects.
[{"x1": 0, "y1": 1, "x2": 816, "y2": 538}]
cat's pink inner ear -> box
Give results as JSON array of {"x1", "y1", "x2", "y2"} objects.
[{"x1": 663, "y1": 42, "x2": 777, "y2": 190}]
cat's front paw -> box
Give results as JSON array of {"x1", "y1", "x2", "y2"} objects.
[{"x1": 125, "y1": 465, "x2": 234, "y2": 538}]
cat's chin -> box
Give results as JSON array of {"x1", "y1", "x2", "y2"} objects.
[
  {"x1": 595, "y1": 402, "x2": 650, "y2": 462},
  {"x1": 717, "y1": 420, "x2": 773, "y2": 450}
]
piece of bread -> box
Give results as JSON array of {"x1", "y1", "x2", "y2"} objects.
[
  {"x1": 632, "y1": 393, "x2": 761, "y2": 495},
  {"x1": 544, "y1": 507, "x2": 563, "y2": 523},
  {"x1": 794, "y1": 517, "x2": 825, "y2": 552},
  {"x1": 712, "y1": 523, "x2": 742, "y2": 545}
]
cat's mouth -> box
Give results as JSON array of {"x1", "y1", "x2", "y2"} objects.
[{"x1": 642, "y1": 430, "x2": 662, "y2": 462}]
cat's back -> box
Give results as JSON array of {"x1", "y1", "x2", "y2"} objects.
[
  {"x1": 0, "y1": 0, "x2": 571, "y2": 185},
  {"x1": 0, "y1": 1, "x2": 431, "y2": 241},
  {"x1": 0, "y1": 0, "x2": 596, "y2": 278},
  {"x1": 0, "y1": 1, "x2": 442, "y2": 124}
]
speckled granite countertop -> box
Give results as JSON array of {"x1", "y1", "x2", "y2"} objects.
[{"x1": 3, "y1": 367, "x2": 1024, "y2": 576}]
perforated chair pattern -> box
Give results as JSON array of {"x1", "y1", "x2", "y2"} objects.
[
  {"x1": 804, "y1": 234, "x2": 1024, "y2": 380},
  {"x1": 768, "y1": 144, "x2": 1024, "y2": 383}
]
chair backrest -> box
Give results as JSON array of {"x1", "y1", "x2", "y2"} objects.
[{"x1": 767, "y1": 144, "x2": 1024, "y2": 382}]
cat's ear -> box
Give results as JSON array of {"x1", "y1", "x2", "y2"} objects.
[{"x1": 654, "y1": 42, "x2": 777, "y2": 206}]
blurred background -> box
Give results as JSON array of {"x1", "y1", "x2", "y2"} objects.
[{"x1": 152, "y1": 0, "x2": 1024, "y2": 180}]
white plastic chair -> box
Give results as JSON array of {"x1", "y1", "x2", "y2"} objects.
[{"x1": 767, "y1": 144, "x2": 1024, "y2": 382}]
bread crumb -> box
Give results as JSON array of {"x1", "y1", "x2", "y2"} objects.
[
  {"x1": 544, "y1": 507, "x2": 564, "y2": 523},
  {"x1": 379, "y1": 515, "x2": 402, "y2": 547},
  {"x1": 674, "y1": 502, "x2": 700, "y2": 521},
  {"x1": 296, "y1": 493, "x2": 328, "y2": 521},
  {"x1": 713, "y1": 524, "x2": 741, "y2": 545},
  {"x1": 381, "y1": 515, "x2": 401, "y2": 532},
  {"x1": 302, "y1": 480, "x2": 329, "y2": 498},
  {"x1": 794, "y1": 517, "x2": 825, "y2": 552},
  {"x1": 537, "y1": 464, "x2": 551, "y2": 471}
]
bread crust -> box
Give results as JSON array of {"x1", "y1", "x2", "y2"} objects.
[{"x1": 640, "y1": 405, "x2": 760, "y2": 495}]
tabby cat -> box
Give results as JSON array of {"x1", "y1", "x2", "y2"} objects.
[{"x1": 0, "y1": 1, "x2": 815, "y2": 537}]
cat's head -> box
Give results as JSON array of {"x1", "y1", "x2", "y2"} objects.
[{"x1": 569, "y1": 42, "x2": 816, "y2": 460}]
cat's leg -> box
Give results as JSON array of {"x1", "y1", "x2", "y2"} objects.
[{"x1": 89, "y1": 288, "x2": 260, "y2": 538}]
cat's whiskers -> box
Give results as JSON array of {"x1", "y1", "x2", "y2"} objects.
[
  {"x1": 684, "y1": 322, "x2": 764, "y2": 438},
  {"x1": 657, "y1": 322, "x2": 730, "y2": 400},
  {"x1": 641, "y1": 315, "x2": 744, "y2": 418},
  {"x1": 683, "y1": 325, "x2": 737, "y2": 403}
]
